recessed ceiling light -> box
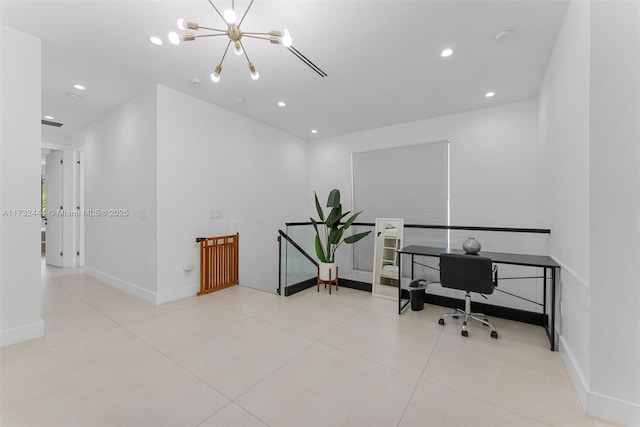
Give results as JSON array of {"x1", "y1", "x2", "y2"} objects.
[
  {"x1": 311, "y1": 129, "x2": 318, "y2": 134},
  {"x1": 441, "y1": 48, "x2": 453, "y2": 58},
  {"x1": 485, "y1": 91, "x2": 495, "y2": 98},
  {"x1": 73, "y1": 84, "x2": 86, "y2": 90},
  {"x1": 278, "y1": 101, "x2": 286, "y2": 107},
  {"x1": 44, "y1": 115, "x2": 54, "y2": 120},
  {"x1": 494, "y1": 29, "x2": 514, "y2": 42},
  {"x1": 149, "y1": 36, "x2": 163, "y2": 46},
  {"x1": 168, "y1": 32, "x2": 180, "y2": 45}
]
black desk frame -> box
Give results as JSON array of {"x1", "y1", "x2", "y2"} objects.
[{"x1": 397, "y1": 245, "x2": 560, "y2": 351}]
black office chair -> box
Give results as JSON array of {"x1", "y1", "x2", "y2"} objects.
[{"x1": 437, "y1": 253, "x2": 498, "y2": 339}]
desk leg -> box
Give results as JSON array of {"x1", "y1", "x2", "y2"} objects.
[
  {"x1": 398, "y1": 253, "x2": 402, "y2": 314},
  {"x1": 398, "y1": 253, "x2": 413, "y2": 315},
  {"x1": 543, "y1": 268, "x2": 547, "y2": 321},
  {"x1": 551, "y1": 267, "x2": 556, "y2": 351}
]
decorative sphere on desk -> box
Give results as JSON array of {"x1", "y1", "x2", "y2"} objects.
[{"x1": 462, "y1": 237, "x2": 481, "y2": 254}]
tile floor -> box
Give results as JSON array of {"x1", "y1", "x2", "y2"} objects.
[{"x1": 0, "y1": 265, "x2": 618, "y2": 427}]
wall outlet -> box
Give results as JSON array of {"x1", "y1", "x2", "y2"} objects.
[
  {"x1": 209, "y1": 210, "x2": 223, "y2": 219},
  {"x1": 183, "y1": 263, "x2": 193, "y2": 273}
]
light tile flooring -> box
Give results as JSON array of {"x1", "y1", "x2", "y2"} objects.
[{"x1": 1, "y1": 265, "x2": 618, "y2": 427}]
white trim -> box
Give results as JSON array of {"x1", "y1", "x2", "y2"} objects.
[
  {"x1": 0, "y1": 319, "x2": 44, "y2": 347},
  {"x1": 85, "y1": 266, "x2": 156, "y2": 304},
  {"x1": 559, "y1": 334, "x2": 588, "y2": 409},
  {"x1": 155, "y1": 283, "x2": 199, "y2": 305},
  {"x1": 550, "y1": 254, "x2": 590, "y2": 310},
  {"x1": 587, "y1": 390, "x2": 640, "y2": 427}
]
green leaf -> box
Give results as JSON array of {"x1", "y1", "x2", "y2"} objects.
[
  {"x1": 314, "y1": 192, "x2": 325, "y2": 222},
  {"x1": 315, "y1": 234, "x2": 327, "y2": 263},
  {"x1": 344, "y1": 230, "x2": 371, "y2": 244},
  {"x1": 310, "y1": 218, "x2": 320, "y2": 235},
  {"x1": 341, "y1": 210, "x2": 363, "y2": 230},
  {"x1": 328, "y1": 228, "x2": 344, "y2": 245},
  {"x1": 325, "y1": 204, "x2": 342, "y2": 228},
  {"x1": 326, "y1": 189, "x2": 341, "y2": 208}
]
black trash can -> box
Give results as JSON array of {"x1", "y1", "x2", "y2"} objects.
[{"x1": 409, "y1": 280, "x2": 427, "y2": 311}]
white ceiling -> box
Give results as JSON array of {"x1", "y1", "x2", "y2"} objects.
[{"x1": 1, "y1": 0, "x2": 569, "y2": 140}]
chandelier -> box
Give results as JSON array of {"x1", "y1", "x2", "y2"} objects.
[{"x1": 178, "y1": 0, "x2": 293, "y2": 82}]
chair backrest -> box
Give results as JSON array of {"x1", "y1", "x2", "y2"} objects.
[{"x1": 439, "y1": 253, "x2": 495, "y2": 295}]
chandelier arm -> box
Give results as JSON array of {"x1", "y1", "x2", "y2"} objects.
[
  {"x1": 237, "y1": 0, "x2": 255, "y2": 26},
  {"x1": 193, "y1": 33, "x2": 230, "y2": 38},
  {"x1": 219, "y1": 39, "x2": 233, "y2": 65},
  {"x1": 206, "y1": 0, "x2": 228, "y2": 25},
  {"x1": 241, "y1": 40, "x2": 252, "y2": 64},
  {"x1": 241, "y1": 35, "x2": 271, "y2": 41},
  {"x1": 198, "y1": 26, "x2": 228, "y2": 32},
  {"x1": 241, "y1": 32, "x2": 272, "y2": 36}
]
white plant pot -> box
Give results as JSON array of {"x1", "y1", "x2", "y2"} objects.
[{"x1": 318, "y1": 262, "x2": 337, "y2": 281}]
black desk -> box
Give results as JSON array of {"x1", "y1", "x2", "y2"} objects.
[{"x1": 397, "y1": 245, "x2": 560, "y2": 351}]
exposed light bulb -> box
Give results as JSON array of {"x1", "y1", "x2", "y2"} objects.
[
  {"x1": 177, "y1": 18, "x2": 186, "y2": 31},
  {"x1": 73, "y1": 84, "x2": 86, "y2": 90},
  {"x1": 311, "y1": 129, "x2": 318, "y2": 134},
  {"x1": 282, "y1": 29, "x2": 293, "y2": 47},
  {"x1": 148, "y1": 36, "x2": 163, "y2": 46},
  {"x1": 278, "y1": 101, "x2": 286, "y2": 107},
  {"x1": 441, "y1": 48, "x2": 453, "y2": 57},
  {"x1": 168, "y1": 32, "x2": 180, "y2": 45},
  {"x1": 485, "y1": 91, "x2": 495, "y2": 98},
  {"x1": 211, "y1": 64, "x2": 222, "y2": 83},
  {"x1": 249, "y1": 63, "x2": 260, "y2": 80},
  {"x1": 223, "y1": 8, "x2": 237, "y2": 24},
  {"x1": 234, "y1": 42, "x2": 243, "y2": 56}
]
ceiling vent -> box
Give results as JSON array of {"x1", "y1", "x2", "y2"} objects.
[
  {"x1": 287, "y1": 46, "x2": 328, "y2": 78},
  {"x1": 41, "y1": 119, "x2": 64, "y2": 127}
]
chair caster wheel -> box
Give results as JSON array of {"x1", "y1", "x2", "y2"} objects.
[
  {"x1": 461, "y1": 330, "x2": 469, "y2": 337},
  {"x1": 491, "y1": 331, "x2": 498, "y2": 339},
  {"x1": 438, "y1": 319, "x2": 445, "y2": 325}
]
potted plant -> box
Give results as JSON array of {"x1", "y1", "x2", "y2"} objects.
[{"x1": 310, "y1": 189, "x2": 371, "y2": 280}]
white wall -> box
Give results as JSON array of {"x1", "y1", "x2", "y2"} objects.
[
  {"x1": 540, "y1": 1, "x2": 640, "y2": 424},
  {"x1": 73, "y1": 88, "x2": 158, "y2": 302},
  {"x1": 589, "y1": 1, "x2": 640, "y2": 424},
  {"x1": 156, "y1": 85, "x2": 308, "y2": 299},
  {"x1": 538, "y1": 0, "x2": 591, "y2": 407},
  {"x1": 308, "y1": 99, "x2": 548, "y2": 310},
  {"x1": 0, "y1": 25, "x2": 44, "y2": 346}
]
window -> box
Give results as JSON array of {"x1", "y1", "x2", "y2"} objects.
[{"x1": 351, "y1": 140, "x2": 449, "y2": 271}]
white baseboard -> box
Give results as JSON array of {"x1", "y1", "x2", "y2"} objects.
[
  {"x1": 560, "y1": 335, "x2": 640, "y2": 426},
  {"x1": 155, "y1": 283, "x2": 199, "y2": 305},
  {"x1": 587, "y1": 391, "x2": 640, "y2": 427},
  {"x1": 559, "y1": 335, "x2": 588, "y2": 408},
  {"x1": 85, "y1": 267, "x2": 156, "y2": 304},
  {"x1": 0, "y1": 318, "x2": 44, "y2": 347}
]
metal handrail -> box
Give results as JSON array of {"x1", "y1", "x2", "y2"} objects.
[{"x1": 285, "y1": 221, "x2": 550, "y2": 234}]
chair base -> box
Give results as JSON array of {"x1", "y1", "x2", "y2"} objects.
[{"x1": 438, "y1": 292, "x2": 498, "y2": 339}]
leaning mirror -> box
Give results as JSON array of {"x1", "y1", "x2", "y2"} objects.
[{"x1": 372, "y1": 218, "x2": 404, "y2": 299}]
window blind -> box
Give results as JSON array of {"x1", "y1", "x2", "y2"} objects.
[{"x1": 351, "y1": 140, "x2": 449, "y2": 272}]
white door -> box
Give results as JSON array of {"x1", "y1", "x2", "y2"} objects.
[{"x1": 46, "y1": 150, "x2": 64, "y2": 267}]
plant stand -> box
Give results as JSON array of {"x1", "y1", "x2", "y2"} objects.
[{"x1": 317, "y1": 265, "x2": 339, "y2": 294}]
